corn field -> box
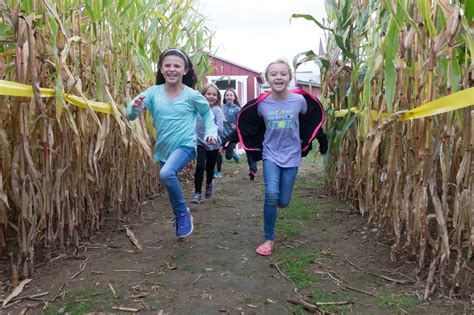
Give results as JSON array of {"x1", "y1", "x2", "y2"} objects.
[
  {"x1": 295, "y1": 0, "x2": 473, "y2": 298},
  {"x1": 0, "y1": 0, "x2": 212, "y2": 281}
]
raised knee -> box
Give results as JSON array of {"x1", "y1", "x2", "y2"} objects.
[
  {"x1": 278, "y1": 202, "x2": 289, "y2": 209},
  {"x1": 264, "y1": 192, "x2": 279, "y2": 204},
  {"x1": 159, "y1": 169, "x2": 173, "y2": 184}
]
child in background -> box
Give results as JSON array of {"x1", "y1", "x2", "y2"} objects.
[
  {"x1": 192, "y1": 84, "x2": 224, "y2": 203},
  {"x1": 236, "y1": 59, "x2": 327, "y2": 256},
  {"x1": 214, "y1": 89, "x2": 241, "y2": 178},
  {"x1": 126, "y1": 48, "x2": 217, "y2": 239}
]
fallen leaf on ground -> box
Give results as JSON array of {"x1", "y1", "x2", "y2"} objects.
[
  {"x1": 112, "y1": 306, "x2": 140, "y2": 312},
  {"x1": 124, "y1": 226, "x2": 143, "y2": 253},
  {"x1": 2, "y1": 278, "x2": 32, "y2": 308}
]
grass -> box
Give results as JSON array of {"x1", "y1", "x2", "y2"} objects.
[
  {"x1": 275, "y1": 247, "x2": 320, "y2": 289},
  {"x1": 182, "y1": 263, "x2": 202, "y2": 273},
  {"x1": 272, "y1": 157, "x2": 351, "y2": 314},
  {"x1": 273, "y1": 247, "x2": 350, "y2": 314},
  {"x1": 376, "y1": 293, "x2": 420, "y2": 312},
  {"x1": 291, "y1": 304, "x2": 306, "y2": 314},
  {"x1": 46, "y1": 288, "x2": 114, "y2": 314},
  {"x1": 277, "y1": 195, "x2": 312, "y2": 238}
]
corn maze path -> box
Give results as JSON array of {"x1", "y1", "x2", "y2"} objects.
[{"x1": 3, "y1": 156, "x2": 471, "y2": 314}]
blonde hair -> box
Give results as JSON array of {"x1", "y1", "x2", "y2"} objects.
[
  {"x1": 201, "y1": 83, "x2": 222, "y2": 107},
  {"x1": 264, "y1": 59, "x2": 293, "y2": 81}
]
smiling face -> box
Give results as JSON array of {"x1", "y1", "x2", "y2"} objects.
[
  {"x1": 204, "y1": 86, "x2": 220, "y2": 107},
  {"x1": 265, "y1": 62, "x2": 291, "y2": 95},
  {"x1": 159, "y1": 55, "x2": 188, "y2": 85},
  {"x1": 224, "y1": 90, "x2": 235, "y2": 104}
]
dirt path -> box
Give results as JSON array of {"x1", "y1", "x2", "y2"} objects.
[{"x1": 2, "y1": 156, "x2": 471, "y2": 314}]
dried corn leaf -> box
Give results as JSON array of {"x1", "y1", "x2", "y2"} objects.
[
  {"x1": 125, "y1": 226, "x2": 142, "y2": 253},
  {"x1": 2, "y1": 278, "x2": 32, "y2": 308}
]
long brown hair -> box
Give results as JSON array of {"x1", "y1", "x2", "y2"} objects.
[
  {"x1": 201, "y1": 83, "x2": 222, "y2": 107},
  {"x1": 223, "y1": 89, "x2": 240, "y2": 107}
]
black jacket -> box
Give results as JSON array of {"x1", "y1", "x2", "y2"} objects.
[{"x1": 229, "y1": 88, "x2": 327, "y2": 162}]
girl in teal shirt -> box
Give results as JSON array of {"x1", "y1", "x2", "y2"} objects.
[{"x1": 126, "y1": 48, "x2": 217, "y2": 239}]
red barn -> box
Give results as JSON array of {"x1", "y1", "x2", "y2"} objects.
[
  {"x1": 205, "y1": 55, "x2": 264, "y2": 105},
  {"x1": 296, "y1": 79, "x2": 321, "y2": 99}
]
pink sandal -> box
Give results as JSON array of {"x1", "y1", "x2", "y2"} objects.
[{"x1": 256, "y1": 243, "x2": 273, "y2": 256}]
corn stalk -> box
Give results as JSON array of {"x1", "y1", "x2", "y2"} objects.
[
  {"x1": 295, "y1": 0, "x2": 473, "y2": 297},
  {"x1": 0, "y1": 0, "x2": 212, "y2": 278}
]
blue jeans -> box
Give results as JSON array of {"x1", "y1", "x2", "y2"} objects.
[
  {"x1": 262, "y1": 159, "x2": 298, "y2": 240},
  {"x1": 159, "y1": 147, "x2": 196, "y2": 218}
]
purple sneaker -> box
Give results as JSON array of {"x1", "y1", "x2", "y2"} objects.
[
  {"x1": 175, "y1": 208, "x2": 193, "y2": 239},
  {"x1": 191, "y1": 192, "x2": 201, "y2": 204},
  {"x1": 205, "y1": 183, "x2": 213, "y2": 199}
]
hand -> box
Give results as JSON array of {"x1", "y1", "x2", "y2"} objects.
[
  {"x1": 206, "y1": 136, "x2": 217, "y2": 144},
  {"x1": 133, "y1": 95, "x2": 146, "y2": 111},
  {"x1": 319, "y1": 142, "x2": 328, "y2": 155},
  {"x1": 230, "y1": 123, "x2": 236, "y2": 130}
]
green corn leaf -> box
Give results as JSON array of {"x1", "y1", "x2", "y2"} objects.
[
  {"x1": 293, "y1": 50, "x2": 317, "y2": 71},
  {"x1": 462, "y1": 18, "x2": 474, "y2": 58},
  {"x1": 0, "y1": 24, "x2": 11, "y2": 38},
  {"x1": 384, "y1": 60, "x2": 396, "y2": 111},
  {"x1": 465, "y1": 0, "x2": 474, "y2": 21},
  {"x1": 137, "y1": 53, "x2": 154, "y2": 81},
  {"x1": 93, "y1": 0, "x2": 102, "y2": 22},
  {"x1": 340, "y1": 0, "x2": 352, "y2": 28},
  {"x1": 417, "y1": 0, "x2": 437, "y2": 37},
  {"x1": 383, "y1": 0, "x2": 403, "y2": 29},
  {"x1": 397, "y1": 0, "x2": 418, "y2": 29},
  {"x1": 325, "y1": 0, "x2": 338, "y2": 19},
  {"x1": 291, "y1": 14, "x2": 333, "y2": 31},
  {"x1": 84, "y1": 1, "x2": 96, "y2": 23},
  {"x1": 335, "y1": 114, "x2": 358, "y2": 151},
  {"x1": 451, "y1": 53, "x2": 461, "y2": 92},
  {"x1": 291, "y1": 13, "x2": 356, "y2": 61}
]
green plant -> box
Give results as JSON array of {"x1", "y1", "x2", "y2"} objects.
[
  {"x1": 46, "y1": 289, "x2": 113, "y2": 314},
  {"x1": 376, "y1": 293, "x2": 420, "y2": 311}
]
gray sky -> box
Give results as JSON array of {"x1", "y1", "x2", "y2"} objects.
[{"x1": 198, "y1": 0, "x2": 327, "y2": 73}]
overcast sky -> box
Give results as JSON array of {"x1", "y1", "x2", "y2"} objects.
[{"x1": 198, "y1": 0, "x2": 327, "y2": 73}]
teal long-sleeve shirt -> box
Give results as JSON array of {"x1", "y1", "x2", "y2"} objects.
[{"x1": 126, "y1": 84, "x2": 217, "y2": 162}]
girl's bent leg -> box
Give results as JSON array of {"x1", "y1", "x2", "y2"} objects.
[
  {"x1": 216, "y1": 153, "x2": 222, "y2": 172},
  {"x1": 262, "y1": 160, "x2": 282, "y2": 241},
  {"x1": 278, "y1": 167, "x2": 298, "y2": 208},
  {"x1": 205, "y1": 150, "x2": 219, "y2": 199},
  {"x1": 205, "y1": 150, "x2": 219, "y2": 185},
  {"x1": 194, "y1": 146, "x2": 206, "y2": 193},
  {"x1": 159, "y1": 147, "x2": 196, "y2": 217}
]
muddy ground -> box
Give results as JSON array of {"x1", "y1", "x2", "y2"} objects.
[{"x1": 1, "y1": 155, "x2": 472, "y2": 314}]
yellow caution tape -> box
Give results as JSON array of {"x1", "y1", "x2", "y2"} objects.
[
  {"x1": 2, "y1": 80, "x2": 472, "y2": 119},
  {"x1": 64, "y1": 93, "x2": 113, "y2": 114},
  {"x1": 333, "y1": 87, "x2": 474, "y2": 121},
  {"x1": 333, "y1": 107, "x2": 393, "y2": 121},
  {"x1": 400, "y1": 87, "x2": 474, "y2": 120},
  {"x1": 0, "y1": 80, "x2": 55, "y2": 97},
  {"x1": 333, "y1": 107, "x2": 358, "y2": 117},
  {"x1": 0, "y1": 80, "x2": 113, "y2": 114}
]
